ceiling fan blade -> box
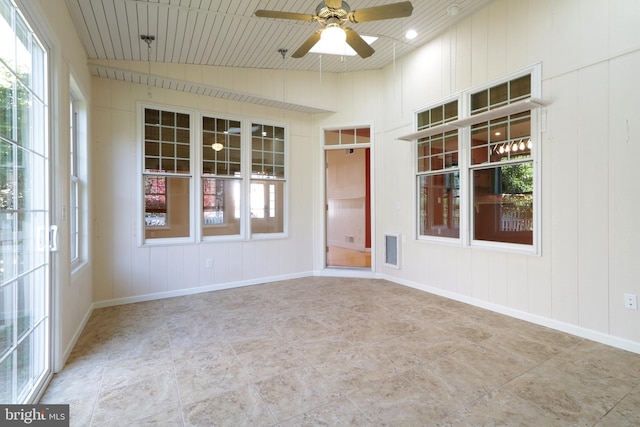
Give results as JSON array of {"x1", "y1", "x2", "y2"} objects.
[
  {"x1": 324, "y1": 0, "x2": 343, "y2": 9},
  {"x1": 349, "y1": 1, "x2": 413, "y2": 23},
  {"x1": 292, "y1": 31, "x2": 322, "y2": 58},
  {"x1": 344, "y1": 28, "x2": 375, "y2": 58},
  {"x1": 255, "y1": 10, "x2": 315, "y2": 22}
]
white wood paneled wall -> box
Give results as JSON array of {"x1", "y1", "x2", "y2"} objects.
[
  {"x1": 371, "y1": 0, "x2": 640, "y2": 347},
  {"x1": 90, "y1": 63, "x2": 337, "y2": 304}
]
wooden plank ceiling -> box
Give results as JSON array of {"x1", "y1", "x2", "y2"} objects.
[{"x1": 65, "y1": 0, "x2": 493, "y2": 74}]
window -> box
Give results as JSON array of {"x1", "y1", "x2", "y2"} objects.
[
  {"x1": 415, "y1": 69, "x2": 541, "y2": 252},
  {"x1": 140, "y1": 106, "x2": 287, "y2": 243},
  {"x1": 251, "y1": 123, "x2": 285, "y2": 235},
  {"x1": 70, "y1": 98, "x2": 79, "y2": 262},
  {"x1": 469, "y1": 75, "x2": 534, "y2": 246},
  {"x1": 143, "y1": 108, "x2": 191, "y2": 240},
  {"x1": 416, "y1": 100, "x2": 460, "y2": 238},
  {"x1": 69, "y1": 81, "x2": 87, "y2": 270},
  {"x1": 201, "y1": 116, "x2": 241, "y2": 237},
  {"x1": 324, "y1": 127, "x2": 370, "y2": 145}
]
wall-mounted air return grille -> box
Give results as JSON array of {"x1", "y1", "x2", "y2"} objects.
[{"x1": 384, "y1": 233, "x2": 401, "y2": 269}]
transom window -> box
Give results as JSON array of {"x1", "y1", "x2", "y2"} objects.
[
  {"x1": 470, "y1": 74, "x2": 531, "y2": 114},
  {"x1": 417, "y1": 100, "x2": 458, "y2": 130},
  {"x1": 324, "y1": 127, "x2": 370, "y2": 145}
]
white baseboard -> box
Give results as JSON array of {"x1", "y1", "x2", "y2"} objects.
[
  {"x1": 380, "y1": 274, "x2": 640, "y2": 355},
  {"x1": 57, "y1": 304, "x2": 94, "y2": 373},
  {"x1": 92, "y1": 271, "x2": 313, "y2": 309}
]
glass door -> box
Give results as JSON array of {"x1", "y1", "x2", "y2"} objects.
[{"x1": 0, "y1": 0, "x2": 51, "y2": 404}]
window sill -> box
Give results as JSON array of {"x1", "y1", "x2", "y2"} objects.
[
  {"x1": 399, "y1": 97, "x2": 549, "y2": 141},
  {"x1": 71, "y1": 260, "x2": 89, "y2": 277},
  {"x1": 469, "y1": 240, "x2": 539, "y2": 256}
]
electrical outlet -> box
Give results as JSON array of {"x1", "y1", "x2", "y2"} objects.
[
  {"x1": 206, "y1": 258, "x2": 213, "y2": 269},
  {"x1": 624, "y1": 294, "x2": 638, "y2": 310}
]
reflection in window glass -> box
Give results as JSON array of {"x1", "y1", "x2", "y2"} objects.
[
  {"x1": 202, "y1": 178, "x2": 241, "y2": 237},
  {"x1": 144, "y1": 176, "x2": 190, "y2": 239},
  {"x1": 250, "y1": 180, "x2": 284, "y2": 234},
  {"x1": 418, "y1": 172, "x2": 460, "y2": 238},
  {"x1": 471, "y1": 113, "x2": 531, "y2": 166},
  {"x1": 0, "y1": 68, "x2": 14, "y2": 140},
  {"x1": 250, "y1": 182, "x2": 265, "y2": 219},
  {"x1": 472, "y1": 164, "x2": 533, "y2": 245},
  {"x1": 144, "y1": 176, "x2": 166, "y2": 227}
]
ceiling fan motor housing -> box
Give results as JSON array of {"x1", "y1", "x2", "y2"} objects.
[{"x1": 316, "y1": 1, "x2": 350, "y2": 21}]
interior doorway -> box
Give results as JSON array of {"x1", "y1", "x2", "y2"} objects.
[{"x1": 325, "y1": 146, "x2": 371, "y2": 268}]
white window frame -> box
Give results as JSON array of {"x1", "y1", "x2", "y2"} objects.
[
  {"x1": 69, "y1": 78, "x2": 88, "y2": 272},
  {"x1": 70, "y1": 97, "x2": 78, "y2": 262},
  {"x1": 137, "y1": 103, "x2": 289, "y2": 246},
  {"x1": 138, "y1": 103, "x2": 195, "y2": 246},
  {"x1": 249, "y1": 120, "x2": 288, "y2": 240},
  {"x1": 411, "y1": 64, "x2": 544, "y2": 255},
  {"x1": 199, "y1": 112, "x2": 244, "y2": 241},
  {"x1": 415, "y1": 97, "x2": 462, "y2": 245}
]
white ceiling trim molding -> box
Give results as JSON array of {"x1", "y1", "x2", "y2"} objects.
[{"x1": 88, "y1": 63, "x2": 334, "y2": 114}]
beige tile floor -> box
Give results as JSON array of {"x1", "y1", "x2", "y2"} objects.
[{"x1": 41, "y1": 277, "x2": 640, "y2": 426}]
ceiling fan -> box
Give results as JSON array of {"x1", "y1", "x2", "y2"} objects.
[{"x1": 255, "y1": 1, "x2": 413, "y2": 59}]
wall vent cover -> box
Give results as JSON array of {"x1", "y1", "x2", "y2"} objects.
[{"x1": 384, "y1": 233, "x2": 401, "y2": 269}]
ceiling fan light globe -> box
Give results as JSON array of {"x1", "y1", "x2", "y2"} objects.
[{"x1": 321, "y1": 26, "x2": 346, "y2": 44}]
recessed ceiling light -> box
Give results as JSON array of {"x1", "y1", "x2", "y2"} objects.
[
  {"x1": 447, "y1": 4, "x2": 460, "y2": 16},
  {"x1": 405, "y1": 29, "x2": 417, "y2": 40}
]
